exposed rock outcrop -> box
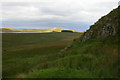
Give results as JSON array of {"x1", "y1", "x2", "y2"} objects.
[{"x1": 81, "y1": 6, "x2": 119, "y2": 42}]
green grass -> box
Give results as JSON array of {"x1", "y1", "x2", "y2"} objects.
[
  {"x1": 26, "y1": 68, "x2": 92, "y2": 78},
  {"x1": 53, "y1": 35, "x2": 118, "y2": 78},
  {"x1": 2, "y1": 32, "x2": 82, "y2": 78},
  {"x1": 25, "y1": 35, "x2": 118, "y2": 78},
  {"x1": 2, "y1": 32, "x2": 118, "y2": 78}
]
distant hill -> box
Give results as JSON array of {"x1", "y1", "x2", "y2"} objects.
[{"x1": 0, "y1": 27, "x2": 84, "y2": 33}]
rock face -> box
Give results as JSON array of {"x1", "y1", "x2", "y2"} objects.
[{"x1": 81, "y1": 6, "x2": 119, "y2": 42}]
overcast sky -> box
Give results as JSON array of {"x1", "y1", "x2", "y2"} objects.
[{"x1": 0, "y1": 0, "x2": 119, "y2": 31}]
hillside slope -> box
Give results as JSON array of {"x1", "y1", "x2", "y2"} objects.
[
  {"x1": 0, "y1": 27, "x2": 83, "y2": 33},
  {"x1": 57, "y1": 6, "x2": 119, "y2": 78},
  {"x1": 24, "y1": 6, "x2": 119, "y2": 78},
  {"x1": 81, "y1": 6, "x2": 119, "y2": 42}
]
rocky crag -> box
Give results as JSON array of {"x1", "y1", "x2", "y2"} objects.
[{"x1": 81, "y1": 6, "x2": 119, "y2": 42}]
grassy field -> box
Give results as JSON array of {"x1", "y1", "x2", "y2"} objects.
[
  {"x1": 2, "y1": 32, "x2": 118, "y2": 78},
  {"x1": 2, "y1": 32, "x2": 82, "y2": 78},
  {"x1": 24, "y1": 36, "x2": 118, "y2": 78}
]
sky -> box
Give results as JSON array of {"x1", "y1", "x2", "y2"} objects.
[{"x1": 0, "y1": 0, "x2": 119, "y2": 31}]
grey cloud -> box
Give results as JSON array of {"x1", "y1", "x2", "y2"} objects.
[
  {"x1": 40, "y1": 8, "x2": 72, "y2": 16},
  {"x1": 1, "y1": 0, "x2": 119, "y2": 31}
]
